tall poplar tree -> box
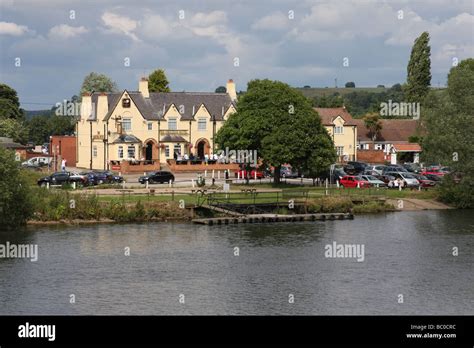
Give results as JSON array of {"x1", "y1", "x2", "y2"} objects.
[{"x1": 405, "y1": 32, "x2": 431, "y2": 102}]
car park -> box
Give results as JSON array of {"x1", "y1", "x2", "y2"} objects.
[
  {"x1": 344, "y1": 161, "x2": 367, "y2": 175},
  {"x1": 280, "y1": 166, "x2": 299, "y2": 178},
  {"x1": 340, "y1": 175, "x2": 371, "y2": 188},
  {"x1": 139, "y1": 171, "x2": 175, "y2": 184},
  {"x1": 382, "y1": 165, "x2": 408, "y2": 174},
  {"x1": 235, "y1": 169, "x2": 265, "y2": 179},
  {"x1": 365, "y1": 165, "x2": 386, "y2": 175},
  {"x1": 403, "y1": 162, "x2": 421, "y2": 173},
  {"x1": 37, "y1": 172, "x2": 88, "y2": 187}
]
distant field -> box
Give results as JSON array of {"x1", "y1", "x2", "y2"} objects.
[{"x1": 295, "y1": 87, "x2": 388, "y2": 98}]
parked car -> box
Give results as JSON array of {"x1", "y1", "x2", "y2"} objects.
[
  {"x1": 385, "y1": 172, "x2": 420, "y2": 188},
  {"x1": 362, "y1": 169, "x2": 381, "y2": 176},
  {"x1": 101, "y1": 171, "x2": 124, "y2": 183},
  {"x1": 382, "y1": 165, "x2": 408, "y2": 174},
  {"x1": 412, "y1": 174, "x2": 436, "y2": 188},
  {"x1": 320, "y1": 167, "x2": 347, "y2": 183},
  {"x1": 403, "y1": 162, "x2": 421, "y2": 173},
  {"x1": 377, "y1": 174, "x2": 396, "y2": 184},
  {"x1": 424, "y1": 173, "x2": 443, "y2": 182},
  {"x1": 79, "y1": 171, "x2": 99, "y2": 185},
  {"x1": 340, "y1": 175, "x2": 371, "y2": 188},
  {"x1": 421, "y1": 166, "x2": 450, "y2": 176},
  {"x1": 280, "y1": 166, "x2": 299, "y2": 178},
  {"x1": 344, "y1": 161, "x2": 368, "y2": 175},
  {"x1": 37, "y1": 172, "x2": 88, "y2": 187},
  {"x1": 365, "y1": 165, "x2": 386, "y2": 175},
  {"x1": 21, "y1": 156, "x2": 52, "y2": 168},
  {"x1": 360, "y1": 175, "x2": 387, "y2": 187},
  {"x1": 235, "y1": 169, "x2": 265, "y2": 179},
  {"x1": 139, "y1": 171, "x2": 175, "y2": 184}
]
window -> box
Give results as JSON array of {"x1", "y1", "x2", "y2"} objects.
[
  {"x1": 334, "y1": 126, "x2": 344, "y2": 134},
  {"x1": 93, "y1": 145, "x2": 97, "y2": 157},
  {"x1": 168, "y1": 118, "x2": 177, "y2": 130},
  {"x1": 147, "y1": 122, "x2": 153, "y2": 130},
  {"x1": 165, "y1": 145, "x2": 170, "y2": 158},
  {"x1": 174, "y1": 144, "x2": 181, "y2": 156},
  {"x1": 356, "y1": 144, "x2": 361, "y2": 149},
  {"x1": 122, "y1": 118, "x2": 131, "y2": 131},
  {"x1": 361, "y1": 143, "x2": 369, "y2": 150},
  {"x1": 118, "y1": 146, "x2": 123, "y2": 159},
  {"x1": 198, "y1": 118, "x2": 207, "y2": 131},
  {"x1": 336, "y1": 146, "x2": 344, "y2": 156},
  {"x1": 127, "y1": 145, "x2": 135, "y2": 159},
  {"x1": 122, "y1": 98, "x2": 131, "y2": 108},
  {"x1": 375, "y1": 144, "x2": 383, "y2": 150}
]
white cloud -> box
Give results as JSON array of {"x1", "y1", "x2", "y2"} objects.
[
  {"x1": 101, "y1": 12, "x2": 140, "y2": 41},
  {"x1": 252, "y1": 12, "x2": 290, "y2": 31},
  {"x1": 0, "y1": 21, "x2": 30, "y2": 36},
  {"x1": 189, "y1": 11, "x2": 227, "y2": 27},
  {"x1": 48, "y1": 24, "x2": 88, "y2": 39}
]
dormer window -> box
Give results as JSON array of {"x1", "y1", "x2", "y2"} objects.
[{"x1": 122, "y1": 98, "x2": 131, "y2": 108}]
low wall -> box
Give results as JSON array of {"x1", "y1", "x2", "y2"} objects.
[
  {"x1": 167, "y1": 160, "x2": 240, "y2": 173},
  {"x1": 110, "y1": 160, "x2": 160, "y2": 173}
]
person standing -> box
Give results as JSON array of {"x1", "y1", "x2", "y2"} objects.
[{"x1": 61, "y1": 159, "x2": 67, "y2": 172}]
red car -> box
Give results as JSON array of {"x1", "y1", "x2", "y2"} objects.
[
  {"x1": 421, "y1": 166, "x2": 450, "y2": 176},
  {"x1": 235, "y1": 169, "x2": 265, "y2": 179},
  {"x1": 340, "y1": 175, "x2": 371, "y2": 188},
  {"x1": 413, "y1": 174, "x2": 436, "y2": 188}
]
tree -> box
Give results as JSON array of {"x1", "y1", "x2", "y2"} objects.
[
  {"x1": 405, "y1": 32, "x2": 431, "y2": 103},
  {"x1": 80, "y1": 72, "x2": 118, "y2": 96},
  {"x1": 0, "y1": 118, "x2": 29, "y2": 144},
  {"x1": 345, "y1": 82, "x2": 355, "y2": 88},
  {"x1": 215, "y1": 79, "x2": 336, "y2": 184},
  {"x1": 0, "y1": 83, "x2": 24, "y2": 121},
  {"x1": 0, "y1": 83, "x2": 20, "y2": 108},
  {"x1": 0, "y1": 147, "x2": 33, "y2": 229},
  {"x1": 148, "y1": 69, "x2": 170, "y2": 92},
  {"x1": 363, "y1": 112, "x2": 382, "y2": 141},
  {"x1": 215, "y1": 86, "x2": 226, "y2": 93},
  {"x1": 421, "y1": 59, "x2": 474, "y2": 208},
  {"x1": 391, "y1": 83, "x2": 402, "y2": 92}
]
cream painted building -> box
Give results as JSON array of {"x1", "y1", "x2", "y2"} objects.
[
  {"x1": 76, "y1": 78, "x2": 237, "y2": 170},
  {"x1": 314, "y1": 107, "x2": 357, "y2": 162}
]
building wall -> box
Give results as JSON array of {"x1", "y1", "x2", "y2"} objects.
[
  {"x1": 324, "y1": 118, "x2": 357, "y2": 162},
  {"x1": 76, "y1": 90, "x2": 236, "y2": 170},
  {"x1": 50, "y1": 135, "x2": 76, "y2": 166}
]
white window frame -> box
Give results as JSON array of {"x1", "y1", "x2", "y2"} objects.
[
  {"x1": 147, "y1": 122, "x2": 153, "y2": 130},
  {"x1": 168, "y1": 118, "x2": 177, "y2": 130},
  {"x1": 122, "y1": 118, "x2": 132, "y2": 131},
  {"x1": 165, "y1": 145, "x2": 170, "y2": 158},
  {"x1": 127, "y1": 145, "x2": 135, "y2": 159},
  {"x1": 198, "y1": 118, "x2": 207, "y2": 131},
  {"x1": 118, "y1": 146, "x2": 123, "y2": 159},
  {"x1": 336, "y1": 146, "x2": 344, "y2": 156},
  {"x1": 93, "y1": 145, "x2": 97, "y2": 157},
  {"x1": 334, "y1": 126, "x2": 344, "y2": 134},
  {"x1": 375, "y1": 143, "x2": 383, "y2": 150}
]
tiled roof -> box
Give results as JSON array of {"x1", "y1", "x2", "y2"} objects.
[
  {"x1": 314, "y1": 107, "x2": 358, "y2": 126},
  {"x1": 89, "y1": 91, "x2": 234, "y2": 121},
  {"x1": 111, "y1": 134, "x2": 142, "y2": 144},
  {"x1": 393, "y1": 143, "x2": 422, "y2": 152},
  {"x1": 353, "y1": 119, "x2": 419, "y2": 142}
]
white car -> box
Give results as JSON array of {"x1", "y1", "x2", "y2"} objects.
[
  {"x1": 386, "y1": 172, "x2": 420, "y2": 188},
  {"x1": 21, "y1": 156, "x2": 52, "y2": 167}
]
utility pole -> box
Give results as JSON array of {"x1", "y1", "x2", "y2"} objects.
[{"x1": 335, "y1": 78, "x2": 338, "y2": 88}]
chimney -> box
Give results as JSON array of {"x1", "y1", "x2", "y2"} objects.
[
  {"x1": 226, "y1": 79, "x2": 237, "y2": 101},
  {"x1": 97, "y1": 93, "x2": 108, "y2": 120},
  {"x1": 139, "y1": 77, "x2": 149, "y2": 98},
  {"x1": 81, "y1": 93, "x2": 92, "y2": 120}
]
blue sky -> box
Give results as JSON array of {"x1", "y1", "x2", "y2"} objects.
[{"x1": 0, "y1": 0, "x2": 473, "y2": 110}]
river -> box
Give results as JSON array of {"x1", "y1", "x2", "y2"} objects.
[{"x1": 0, "y1": 210, "x2": 472, "y2": 315}]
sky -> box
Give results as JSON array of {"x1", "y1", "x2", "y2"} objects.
[{"x1": 0, "y1": 0, "x2": 473, "y2": 110}]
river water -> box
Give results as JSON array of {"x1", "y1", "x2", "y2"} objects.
[{"x1": 0, "y1": 210, "x2": 472, "y2": 315}]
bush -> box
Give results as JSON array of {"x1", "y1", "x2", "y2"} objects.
[
  {"x1": 437, "y1": 175, "x2": 474, "y2": 208},
  {"x1": 0, "y1": 148, "x2": 33, "y2": 229}
]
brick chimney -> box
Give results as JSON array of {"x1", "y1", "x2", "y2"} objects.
[
  {"x1": 139, "y1": 77, "x2": 149, "y2": 98},
  {"x1": 226, "y1": 79, "x2": 237, "y2": 101}
]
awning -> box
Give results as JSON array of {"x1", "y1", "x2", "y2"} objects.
[
  {"x1": 112, "y1": 134, "x2": 142, "y2": 144},
  {"x1": 160, "y1": 135, "x2": 188, "y2": 143}
]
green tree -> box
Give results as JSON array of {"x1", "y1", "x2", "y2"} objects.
[
  {"x1": 0, "y1": 84, "x2": 24, "y2": 121},
  {"x1": 363, "y1": 112, "x2": 382, "y2": 141},
  {"x1": 421, "y1": 58, "x2": 474, "y2": 208},
  {"x1": 215, "y1": 86, "x2": 226, "y2": 93},
  {"x1": 148, "y1": 69, "x2": 170, "y2": 92},
  {"x1": 405, "y1": 32, "x2": 431, "y2": 103},
  {"x1": 345, "y1": 82, "x2": 355, "y2": 88},
  {"x1": 0, "y1": 118, "x2": 29, "y2": 144},
  {"x1": 0, "y1": 83, "x2": 20, "y2": 108},
  {"x1": 216, "y1": 79, "x2": 336, "y2": 183},
  {"x1": 0, "y1": 147, "x2": 33, "y2": 229},
  {"x1": 80, "y1": 72, "x2": 118, "y2": 96}
]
